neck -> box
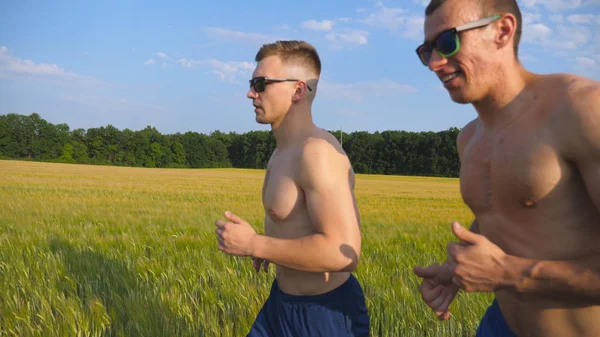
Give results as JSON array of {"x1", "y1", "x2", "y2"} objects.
[
  {"x1": 472, "y1": 60, "x2": 536, "y2": 128},
  {"x1": 271, "y1": 103, "x2": 314, "y2": 149}
]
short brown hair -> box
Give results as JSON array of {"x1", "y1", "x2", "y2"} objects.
[
  {"x1": 425, "y1": 0, "x2": 522, "y2": 57},
  {"x1": 255, "y1": 40, "x2": 322, "y2": 76}
]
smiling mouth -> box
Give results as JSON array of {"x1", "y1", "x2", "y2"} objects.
[{"x1": 441, "y1": 70, "x2": 462, "y2": 83}]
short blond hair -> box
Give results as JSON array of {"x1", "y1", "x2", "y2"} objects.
[{"x1": 255, "y1": 40, "x2": 321, "y2": 76}]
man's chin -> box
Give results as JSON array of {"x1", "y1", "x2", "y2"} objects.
[
  {"x1": 255, "y1": 116, "x2": 269, "y2": 125},
  {"x1": 447, "y1": 90, "x2": 472, "y2": 105}
]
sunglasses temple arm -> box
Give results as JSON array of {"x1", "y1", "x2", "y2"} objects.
[{"x1": 456, "y1": 15, "x2": 500, "y2": 32}]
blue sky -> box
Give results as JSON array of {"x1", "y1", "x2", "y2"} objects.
[{"x1": 1, "y1": 0, "x2": 599, "y2": 135}]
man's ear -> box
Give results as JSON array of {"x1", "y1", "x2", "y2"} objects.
[
  {"x1": 292, "y1": 81, "x2": 310, "y2": 101},
  {"x1": 495, "y1": 13, "x2": 517, "y2": 50}
]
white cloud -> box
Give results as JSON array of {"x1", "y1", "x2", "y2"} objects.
[
  {"x1": 176, "y1": 58, "x2": 202, "y2": 68},
  {"x1": 523, "y1": 23, "x2": 592, "y2": 50},
  {"x1": 566, "y1": 14, "x2": 600, "y2": 24},
  {"x1": 575, "y1": 56, "x2": 597, "y2": 66},
  {"x1": 359, "y1": 3, "x2": 409, "y2": 31},
  {"x1": 358, "y1": 3, "x2": 425, "y2": 41},
  {"x1": 203, "y1": 27, "x2": 282, "y2": 46},
  {"x1": 522, "y1": 23, "x2": 551, "y2": 43},
  {"x1": 301, "y1": 19, "x2": 335, "y2": 31},
  {"x1": 149, "y1": 47, "x2": 255, "y2": 83},
  {"x1": 573, "y1": 55, "x2": 599, "y2": 76},
  {"x1": 549, "y1": 14, "x2": 564, "y2": 23},
  {"x1": 335, "y1": 17, "x2": 352, "y2": 23},
  {"x1": 325, "y1": 30, "x2": 369, "y2": 49},
  {"x1": 156, "y1": 52, "x2": 170, "y2": 59},
  {"x1": 413, "y1": 0, "x2": 429, "y2": 6},
  {"x1": 319, "y1": 79, "x2": 418, "y2": 103},
  {"x1": 402, "y1": 16, "x2": 425, "y2": 40},
  {"x1": 176, "y1": 57, "x2": 254, "y2": 83},
  {"x1": 520, "y1": 0, "x2": 583, "y2": 12},
  {"x1": 0, "y1": 45, "x2": 84, "y2": 80},
  {"x1": 593, "y1": 36, "x2": 600, "y2": 61},
  {"x1": 556, "y1": 24, "x2": 592, "y2": 48},
  {"x1": 207, "y1": 59, "x2": 254, "y2": 83},
  {"x1": 522, "y1": 12, "x2": 542, "y2": 25},
  {"x1": 521, "y1": 15, "x2": 596, "y2": 74}
]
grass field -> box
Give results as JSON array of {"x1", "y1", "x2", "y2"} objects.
[{"x1": 0, "y1": 160, "x2": 494, "y2": 337}]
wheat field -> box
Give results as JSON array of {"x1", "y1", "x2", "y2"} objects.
[{"x1": 0, "y1": 160, "x2": 494, "y2": 337}]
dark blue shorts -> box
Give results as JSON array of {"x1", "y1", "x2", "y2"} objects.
[
  {"x1": 476, "y1": 298, "x2": 518, "y2": 337},
  {"x1": 246, "y1": 274, "x2": 370, "y2": 337}
]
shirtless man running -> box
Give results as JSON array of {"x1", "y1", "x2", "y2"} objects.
[
  {"x1": 214, "y1": 40, "x2": 370, "y2": 337},
  {"x1": 412, "y1": 0, "x2": 600, "y2": 336}
]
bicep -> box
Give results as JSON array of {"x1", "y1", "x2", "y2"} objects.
[
  {"x1": 568, "y1": 84, "x2": 600, "y2": 213},
  {"x1": 300, "y1": 149, "x2": 361, "y2": 246},
  {"x1": 577, "y1": 153, "x2": 600, "y2": 214}
]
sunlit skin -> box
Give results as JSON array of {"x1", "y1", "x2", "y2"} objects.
[
  {"x1": 215, "y1": 54, "x2": 363, "y2": 296},
  {"x1": 414, "y1": 1, "x2": 600, "y2": 336}
]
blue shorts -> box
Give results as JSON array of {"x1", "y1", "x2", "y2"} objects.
[
  {"x1": 246, "y1": 274, "x2": 370, "y2": 337},
  {"x1": 476, "y1": 298, "x2": 518, "y2": 337}
]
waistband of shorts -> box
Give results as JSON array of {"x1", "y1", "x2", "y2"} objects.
[{"x1": 272, "y1": 274, "x2": 360, "y2": 304}]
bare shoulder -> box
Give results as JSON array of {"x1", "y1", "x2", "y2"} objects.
[
  {"x1": 563, "y1": 74, "x2": 600, "y2": 108},
  {"x1": 297, "y1": 129, "x2": 352, "y2": 187},
  {"x1": 457, "y1": 118, "x2": 480, "y2": 159},
  {"x1": 549, "y1": 73, "x2": 600, "y2": 156},
  {"x1": 541, "y1": 73, "x2": 600, "y2": 104}
]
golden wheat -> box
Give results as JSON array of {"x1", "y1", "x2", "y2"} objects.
[{"x1": 0, "y1": 160, "x2": 493, "y2": 337}]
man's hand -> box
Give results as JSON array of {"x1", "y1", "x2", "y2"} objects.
[
  {"x1": 447, "y1": 221, "x2": 511, "y2": 292},
  {"x1": 215, "y1": 211, "x2": 258, "y2": 257},
  {"x1": 414, "y1": 263, "x2": 459, "y2": 320},
  {"x1": 252, "y1": 257, "x2": 270, "y2": 272}
]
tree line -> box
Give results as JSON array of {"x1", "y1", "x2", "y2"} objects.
[{"x1": 0, "y1": 113, "x2": 462, "y2": 177}]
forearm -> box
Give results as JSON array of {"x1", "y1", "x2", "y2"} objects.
[
  {"x1": 505, "y1": 253, "x2": 600, "y2": 303},
  {"x1": 251, "y1": 233, "x2": 359, "y2": 273}
]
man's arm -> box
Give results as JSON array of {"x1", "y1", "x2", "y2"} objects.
[
  {"x1": 251, "y1": 138, "x2": 362, "y2": 273},
  {"x1": 502, "y1": 81, "x2": 600, "y2": 302}
]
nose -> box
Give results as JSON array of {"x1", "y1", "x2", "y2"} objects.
[
  {"x1": 247, "y1": 87, "x2": 257, "y2": 99},
  {"x1": 427, "y1": 50, "x2": 447, "y2": 72}
]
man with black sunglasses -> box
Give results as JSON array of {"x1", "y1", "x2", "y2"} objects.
[
  {"x1": 413, "y1": 0, "x2": 600, "y2": 337},
  {"x1": 214, "y1": 40, "x2": 370, "y2": 337}
]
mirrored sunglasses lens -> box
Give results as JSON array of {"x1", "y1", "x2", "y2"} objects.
[{"x1": 437, "y1": 31, "x2": 457, "y2": 55}]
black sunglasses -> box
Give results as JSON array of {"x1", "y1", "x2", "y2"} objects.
[
  {"x1": 249, "y1": 76, "x2": 312, "y2": 93},
  {"x1": 416, "y1": 15, "x2": 501, "y2": 66}
]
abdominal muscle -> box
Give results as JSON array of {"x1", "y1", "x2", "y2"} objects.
[
  {"x1": 264, "y1": 216, "x2": 351, "y2": 296},
  {"x1": 276, "y1": 267, "x2": 351, "y2": 296}
]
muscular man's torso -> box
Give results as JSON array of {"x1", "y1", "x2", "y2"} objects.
[
  {"x1": 261, "y1": 132, "x2": 352, "y2": 296},
  {"x1": 460, "y1": 75, "x2": 600, "y2": 336}
]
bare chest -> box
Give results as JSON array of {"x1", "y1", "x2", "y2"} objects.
[
  {"x1": 262, "y1": 159, "x2": 305, "y2": 226},
  {"x1": 460, "y1": 128, "x2": 566, "y2": 215}
]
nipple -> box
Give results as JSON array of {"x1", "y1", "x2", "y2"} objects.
[{"x1": 522, "y1": 198, "x2": 536, "y2": 208}]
